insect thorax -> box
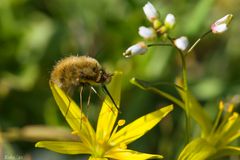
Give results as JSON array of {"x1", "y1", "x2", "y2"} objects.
[{"x1": 51, "y1": 56, "x2": 112, "y2": 93}]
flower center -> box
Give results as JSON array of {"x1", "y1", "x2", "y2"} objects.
[{"x1": 92, "y1": 140, "x2": 111, "y2": 158}]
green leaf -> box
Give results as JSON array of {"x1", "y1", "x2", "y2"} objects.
[
  {"x1": 131, "y1": 78, "x2": 212, "y2": 136},
  {"x1": 176, "y1": 85, "x2": 212, "y2": 137},
  {"x1": 130, "y1": 78, "x2": 184, "y2": 108}
]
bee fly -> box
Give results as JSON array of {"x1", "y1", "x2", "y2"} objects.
[{"x1": 50, "y1": 55, "x2": 119, "y2": 117}]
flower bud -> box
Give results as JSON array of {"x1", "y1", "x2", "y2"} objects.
[
  {"x1": 174, "y1": 36, "x2": 188, "y2": 51},
  {"x1": 143, "y1": 2, "x2": 159, "y2": 22},
  {"x1": 211, "y1": 14, "x2": 233, "y2": 34},
  {"x1": 157, "y1": 26, "x2": 167, "y2": 34},
  {"x1": 138, "y1": 26, "x2": 156, "y2": 39},
  {"x1": 164, "y1": 13, "x2": 175, "y2": 29},
  {"x1": 123, "y1": 42, "x2": 148, "y2": 58},
  {"x1": 153, "y1": 19, "x2": 162, "y2": 29}
]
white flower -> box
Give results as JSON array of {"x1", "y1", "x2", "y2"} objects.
[
  {"x1": 174, "y1": 36, "x2": 189, "y2": 51},
  {"x1": 164, "y1": 13, "x2": 175, "y2": 29},
  {"x1": 211, "y1": 14, "x2": 233, "y2": 34},
  {"x1": 212, "y1": 24, "x2": 227, "y2": 33},
  {"x1": 143, "y1": 2, "x2": 159, "y2": 22},
  {"x1": 123, "y1": 42, "x2": 148, "y2": 58},
  {"x1": 138, "y1": 26, "x2": 156, "y2": 39}
]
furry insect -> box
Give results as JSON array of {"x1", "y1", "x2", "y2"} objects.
[{"x1": 50, "y1": 55, "x2": 119, "y2": 116}]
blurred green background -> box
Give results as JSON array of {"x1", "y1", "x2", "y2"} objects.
[{"x1": 0, "y1": 0, "x2": 240, "y2": 159}]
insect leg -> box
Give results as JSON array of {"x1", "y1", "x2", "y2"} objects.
[
  {"x1": 65, "y1": 88, "x2": 73, "y2": 117},
  {"x1": 79, "y1": 85, "x2": 84, "y2": 129},
  {"x1": 86, "y1": 86, "x2": 92, "y2": 118},
  {"x1": 90, "y1": 86, "x2": 117, "y2": 114}
]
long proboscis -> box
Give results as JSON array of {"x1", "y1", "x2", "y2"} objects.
[{"x1": 102, "y1": 85, "x2": 120, "y2": 112}]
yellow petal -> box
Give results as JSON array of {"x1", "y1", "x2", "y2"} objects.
[
  {"x1": 178, "y1": 138, "x2": 216, "y2": 160},
  {"x1": 209, "y1": 146, "x2": 240, "y2": 159},
  {"x1": 105, "y1": 148, "x2": 163, "y2": 160},
  {"x1": 96, "y1": 72, "x2": 122, "y2": 142},
  {"x1": 109, "y1": 105, "x2": 173, "y2": 145},
  {"x1": 225, "y1": 132, "x2": 240, "y2": 146},
  {"x1": 50, "y1": 82, "x2": 95, "y2": 146},
  {"x1": 35, "y1": 141, "x2": 91, "y2": 154},
  {"x1": 88, "y1": 157, "x2": 108, "y2": 160},
  {"x1": 218, "y1": 113, "x2": 240, "y2": 146}
]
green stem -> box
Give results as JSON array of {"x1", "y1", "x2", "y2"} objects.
[
  {"x1": 168, "y1": 36, "x2": 190, "y2": 143},
  {"x1": 147, "y1": 43, "x2": 172, "y2": 47},
  {"x1": 186, "y1": 30, "x2": 212, "y2": 56}
]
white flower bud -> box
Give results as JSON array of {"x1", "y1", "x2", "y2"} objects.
[
  {"x1": 174, "y1": 36, "x2": 188, "y2": 51},
  {"x1": 164, "y1": 13, "x2": 175, "y2": 29},
  {"x1": 143, "y1": 2, "x2": 159, "y2": 22},
  {"x1": 138, "y1": 26, "x2": 156, "y2": 39},
  {"x1": 123, "y1": 42, "x2": 148, "y2": 58},
  {"x1": 211, "y1": 14, "x2": 233, "y2": 34}
]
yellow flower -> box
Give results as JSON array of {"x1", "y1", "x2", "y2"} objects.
[
  {"x1": 178, "y1": 100, "x2": 240, "y2": 160},
  {"x1": 35, "y1": 73, "x2": 173, "y2": 160}
]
